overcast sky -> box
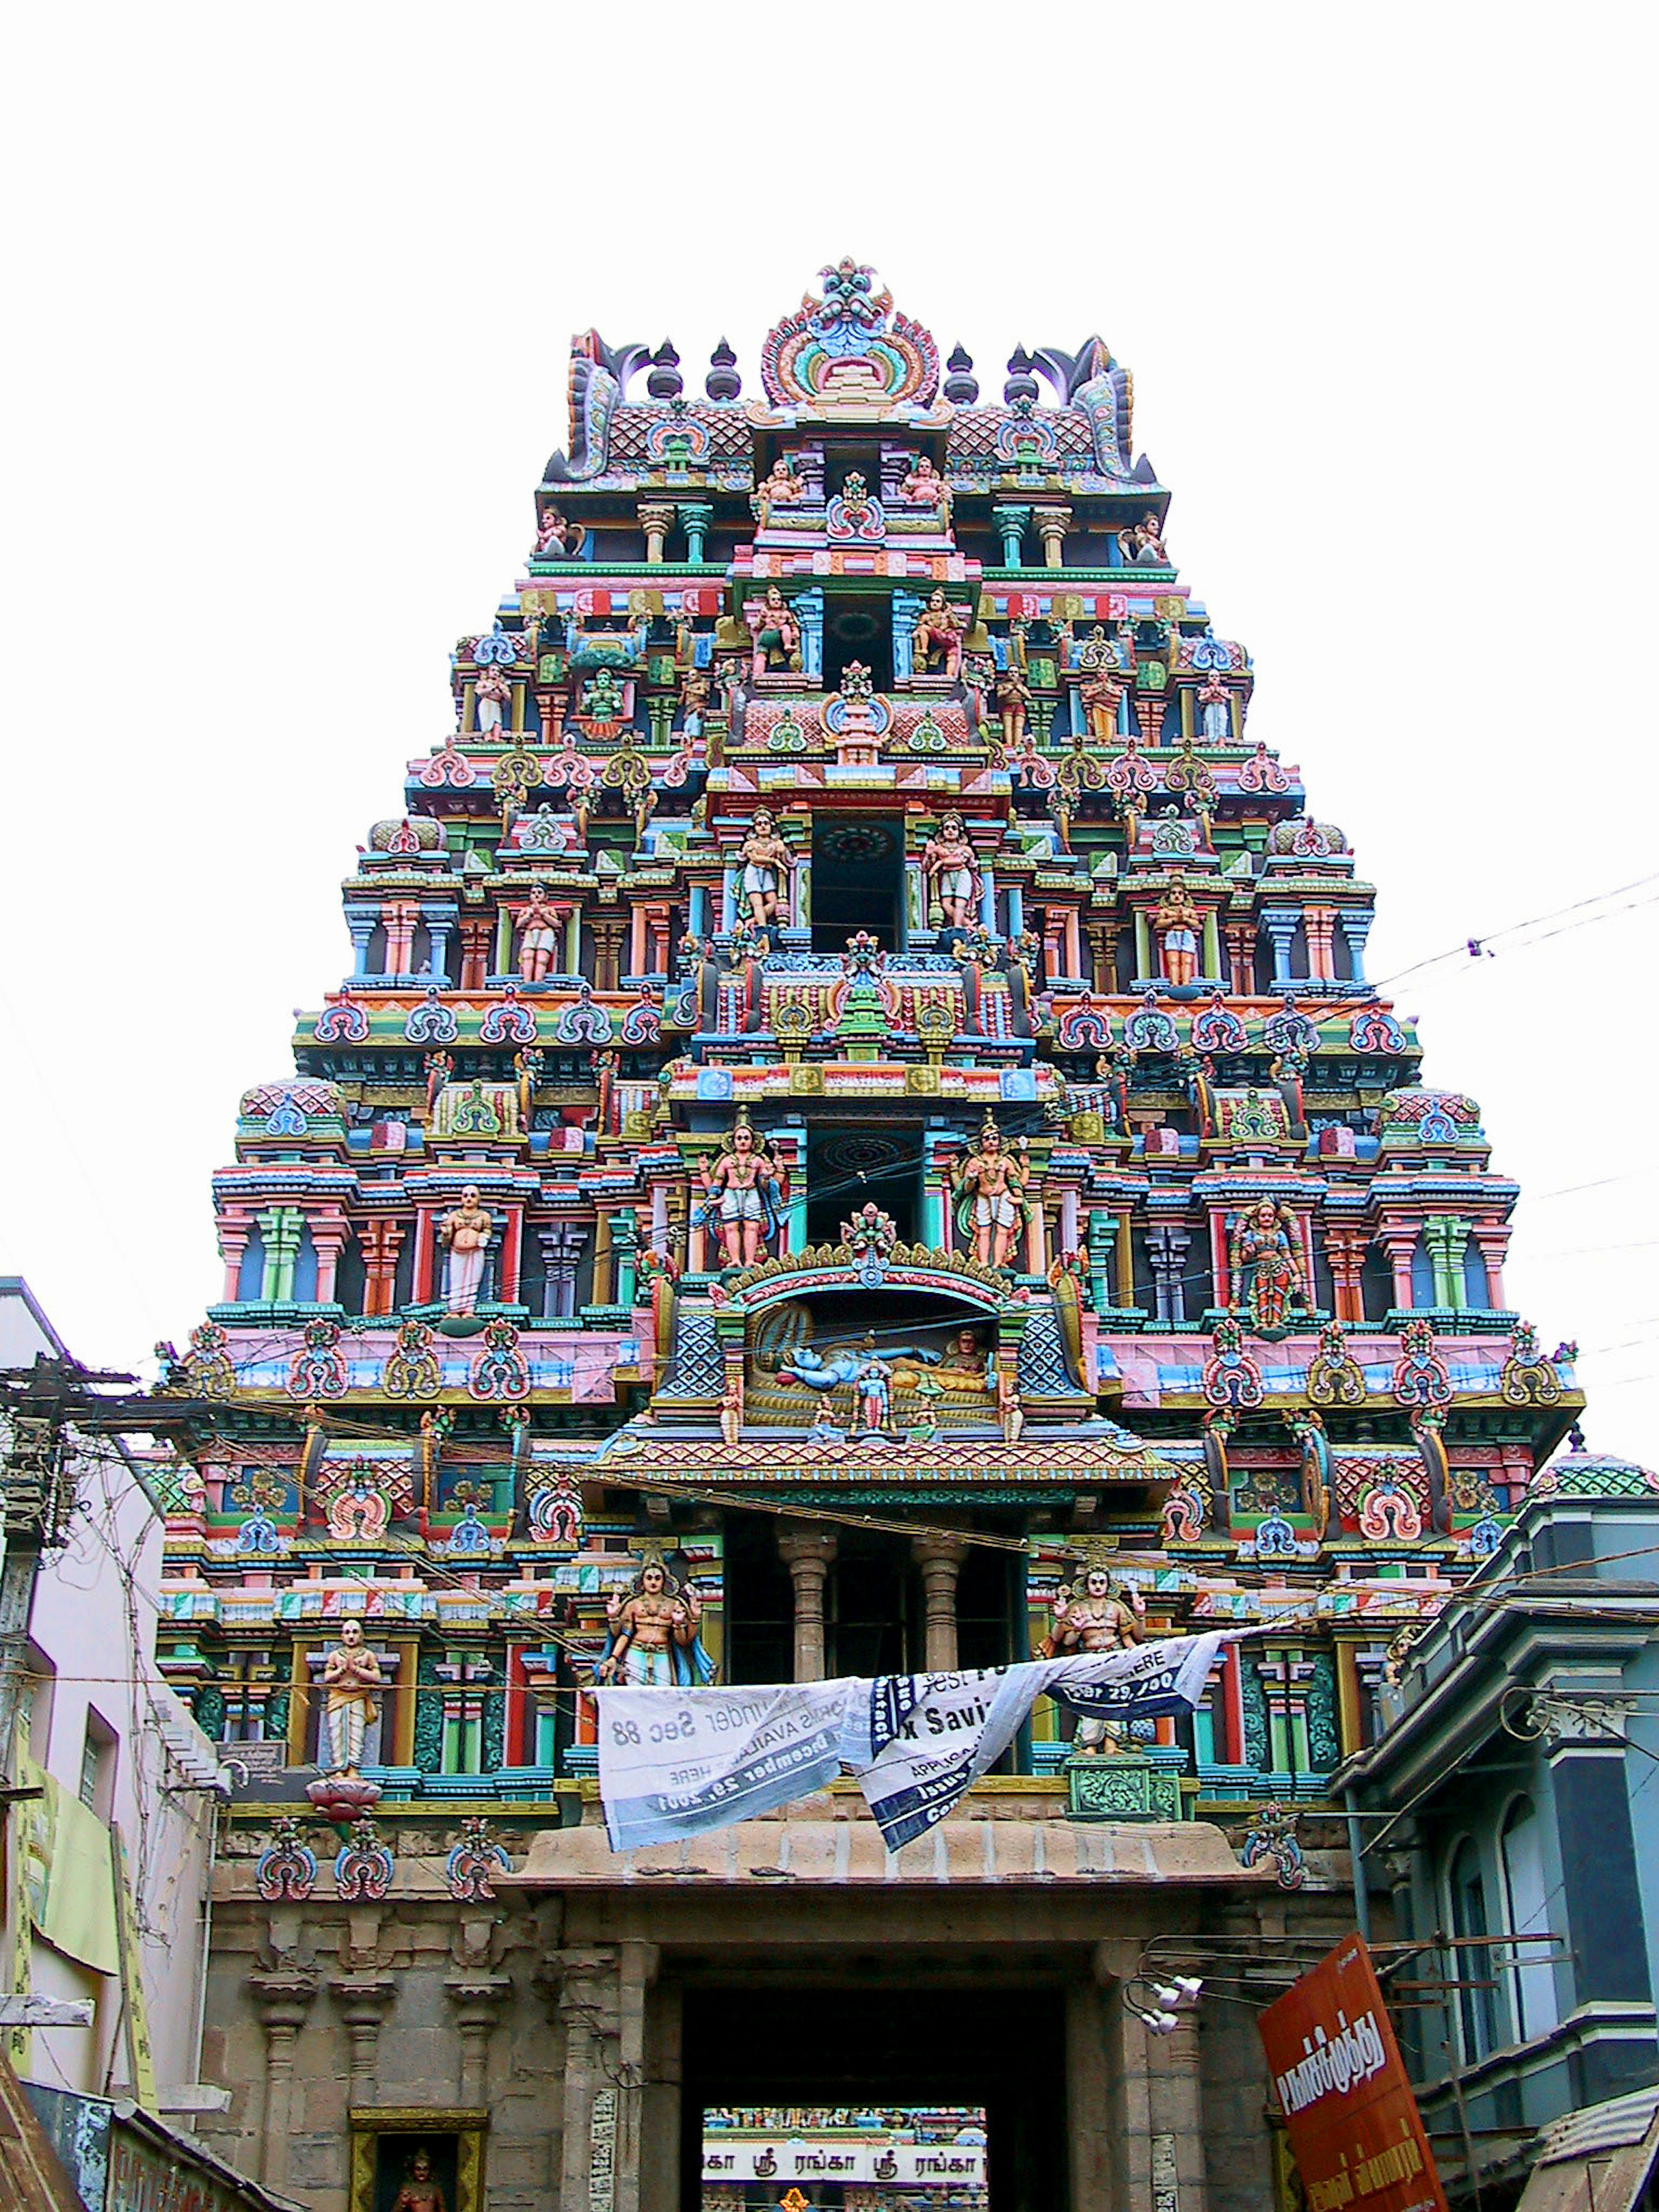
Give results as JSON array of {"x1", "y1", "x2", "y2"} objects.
[{"x1": 2, "y1": 5, "x2": 1654, "y2": 1456}]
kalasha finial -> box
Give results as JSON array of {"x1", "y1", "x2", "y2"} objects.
[
  {"x1": 1004, "y1": 345, "x2": 1039, "y2": 406},
  {"x1": 706, "y1": 337, "x2": 741, "y2": 401},
  {"x1": 647, "y1": 342, "x2": 683, "y2": 400},
  {"x1": 944, "y1": 343, "x2": 979, "y2": 404}
]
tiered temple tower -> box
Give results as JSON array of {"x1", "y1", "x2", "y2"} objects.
[{"x1": 156, "y1": 264, "x2": 1598, "y2": 2212}]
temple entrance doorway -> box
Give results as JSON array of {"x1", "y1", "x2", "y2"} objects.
[
  {"x1": 810, "y1": 816, "x2": 904, "y2": 951},
  {"x1": 684, "y1": 1980, "x2": 1069, "y2": 2212}
]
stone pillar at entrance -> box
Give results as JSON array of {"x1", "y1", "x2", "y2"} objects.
[
  {"x1": 446, "y1": 1973, "x2": 511, "y2": 2106},
  {"x1": 779, "y1": 1530, "x2": 837, "y2": 1681},
  {"x1": 250, "y1": 1970, "x2": 316, "y2": 2193},
  {"x1": 1095, "y1": 1941, "x2": 1211, "y2": 2212},
  {"x1": 330, "y1": 1973, "x2": 396, "y2": 2105},
  {"x1": 912, "y1": 1535, "x2": 967, "y2": 1672}
]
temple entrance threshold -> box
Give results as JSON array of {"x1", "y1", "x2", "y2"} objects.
[{"x1": 683, "y1": 1982, "x2": 1065, "y2": 2212}]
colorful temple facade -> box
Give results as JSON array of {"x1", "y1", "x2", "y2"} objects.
[{"x1": 155, "y1": 265, "x2": 1609, "y2": 2212}]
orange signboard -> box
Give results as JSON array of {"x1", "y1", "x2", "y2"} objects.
[{"x1": 1258, "y1": 1933, "x2": 1447, "y2": 2212}]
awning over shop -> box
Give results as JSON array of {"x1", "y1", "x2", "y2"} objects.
[{"x1": 1513, "y1": 2089, "x2": 1659, "y2": 2212}]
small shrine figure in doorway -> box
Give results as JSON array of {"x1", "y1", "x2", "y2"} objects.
[
  {"x1": 321, "y1": 1619, "x2": 383, "y2": 1777},
  {"x1": 696, "y1": 1115, "x2": 784, "y2": 1269},
  {"x1": 920, "y1": 811, "x2": 981, "y2": 930},
  {"x1": 738, "y1": 807, "x2": 793, "y2": 929},
  {"x1": 1153, "y1": 874, "x2": 1203, "y2": 988},
  {"x1": 439, "y1": 1185, "x2": 494, "y2": 1316},
  {"x1": 912, "y1": 588, "x2": 965, "y2": 679},
  {"x1": 951, "y1": 1111, "x2": 1030, "y2": 1272}
]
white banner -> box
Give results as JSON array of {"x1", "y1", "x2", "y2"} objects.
[
  {"x1": 702, "y1": 2140, "x2": 985, "y2": 2185},
  {"x1": 598, "y1": 1634, "x2": 1230, "y2": 1853}
]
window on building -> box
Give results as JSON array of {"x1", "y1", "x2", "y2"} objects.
[
  {"x1": 1500, "y1": 1797, "x2": 1560, "y2": 2042},
  {"x1": 1448, "y1": 1835, "x2": 1499, "y2": 2062},
  {"x1": 80, "y1": 1708, "x2": 118, "y2": 1821}
]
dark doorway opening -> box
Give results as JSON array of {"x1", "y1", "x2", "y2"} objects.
[
  {"x1": 811, "y1": 815, "x2": 904, "y2": 953},
  {"x1": 823, "y1": 593, "x2": 893, "y2": 692},
  {"x1": 683, "y1": 1980, "x2": 1069, "y2": 2212},
  {"x1": 828, "y1": 1530, "x2": 921, "y2": 1678},
  {"x1": 724, "y1": 1511, "x2": 795, "y2": 1687},
  {"x1": 805, "y1": 1117, "x2": 920, "y2": 1245}
]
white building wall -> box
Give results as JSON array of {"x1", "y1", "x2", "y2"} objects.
[{"x1": 0, "y1": 1277, "x2": 219, "y2": 2104}]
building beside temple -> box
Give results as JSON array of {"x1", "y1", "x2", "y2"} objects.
[{"x1": 144, "y1": 262, "x2": 1634, "y2": 2212}]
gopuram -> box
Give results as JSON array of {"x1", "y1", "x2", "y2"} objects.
[{"x1": 154, "y1": 264, "x2": 1596, "y2": 2212}]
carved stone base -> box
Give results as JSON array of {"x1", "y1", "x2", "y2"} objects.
[{"x1": 1065, "y1": 1754, "x2": 1183, "y2": 1824}]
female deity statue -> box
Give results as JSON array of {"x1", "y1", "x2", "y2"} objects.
[
  {"x1": 752, "y1": 456, "x2": 807, "y2": 526},
  {"x1": 737, "y1": 808, "x2": 792, "y2": 929},
  {"x1": 920, "y1": 810, "x2": 981, "y2": 929},
  {"x1": 752, "y1": 585, "x2": 801, "y2": 677},
  {"x1": 596, "y1": 1557, "x2": 713, "y2": 1685},
  {"x1": 1153, "y1": 874, "x2": 1203, "y2": 988},
  {"x1": 474, "y1": 665, "x2": 512, "y2": 738},
  {"x1": 514, "y1": 884, "x2": 563, "y2": 984},
  {"x1": 1230, "y1": 1199, "x2": 1305, "y2": 1335},
  {"x1": 899, "y1": 453, "x2": 952, "y2": 524},
  {"x1": 1051, "y1": 1567, "x2": 1145, "y2": 1753},
  {"x1": 696, "y1": 1116, "x2": 784, "y2": 1269},
  {"x1": 439, "y1": 1185, "x2": 494, "y2": 1316},
  {"x1": 320, "y1": 1618, "x2": 383, "y2": 1777},
  {"x1": 951, "y1": 1112, "x2": 1030, "y2": 1272},
  {"x1": 911, "y1": 588, "x2": 965, "y2": 680}
]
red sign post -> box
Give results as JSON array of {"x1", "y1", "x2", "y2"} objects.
[{"x1": 1258, "y1": 1933, "x2": 1447, "y2": 2212}]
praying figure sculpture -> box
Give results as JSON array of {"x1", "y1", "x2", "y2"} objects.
[
  {"x1": 1076, "y1": 626, "x2": 1125, "y2": 740},
  {"x1": 1122, "y1": 510, "x2": 1169, "y2": 566},
  {"x1": 1051, "y1": 1567, "x2": 1145, "y2": 1754},
  {"x1": 514, "y1": 883, "x2": 563, "y2": 984},
  {"x1": 911, "y1": 587, "x2": 965, "y2": 679},
  {"x1": 439, "y1": 1185, "x2": 494, "y2": 1315},
  {"x1": 321, "y1": 1618, "x2": 383, "y2": 1777},
  {"x1": 696, "y1": 1116, "x2": 784, "y2": 1269},
  {"x1": 951, "y1": 1111, "x2": 1030, "y2": 1272},
  {"x1": 1153, "y1": 874, "x2": 1203, "y2": 988},
  {"x1": 474, "y1": 665, "x2": 512, "y2": 738},
  {"x1": 737, "y1": 807, "x2": 793, "y2": 929},
  {"x1": 921, "y1": 810, "x2": 981, "y2": 929}
]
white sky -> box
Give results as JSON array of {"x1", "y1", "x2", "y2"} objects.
[{"x1": 2, "y1": 4, "x2": 1654, "y2": 1455}]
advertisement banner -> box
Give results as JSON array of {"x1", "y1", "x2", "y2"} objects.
[{"x1": 1258, "y1": 1934, "x2": 1447, "y2": 2212}]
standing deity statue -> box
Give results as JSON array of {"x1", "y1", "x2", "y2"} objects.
[
  {"x1": 1051, "y1": 1567, "x2": 1145, "y2": 1754},
  {"x1": 1198, "y1": 670, "x2": 1232, "y2": 743},
  {"x1": 753, "y1": 585, "x2": 801, "y2": 676},
  {"x1": 320, "y1": 1618, "x2": 383, "y2": 1777},
  {"x1": 391, "y1": 2151, "x2": 447, "y2": 2212},
  {"x1": 952, "y1": 1112, "x2": 1030, "y2": 1272},
  {"x1": 696, "y1": 1116, "x2": 783, "y2": 1269},
  {"x1": 912, "y1": 588, "x2": 966, "y2": 679},
  {"x1": 921, "y1": 811, "x2": 982, "y2": 930},
  {"x1": 596, "y1": 1557, "x2": 712, "y2": 1685},
  {"x1": 995, "y1": 663, "x2": 1033, "y2": 750},
  {"x1": 439, "y1": 1184, "x2": 494, "y2": 1316},
  {"x1": 738, "y1": 807, "x2": 793, "y2": 928},
  {"x1": 1153, "y1": 874, "x2": 1203, "y2": 988},
  {"x1": 1230, "y1": 1199, "x2": 1305, "y2": 1335},
  {"x1": 474, "y1": 665, "x2": 512, "y2": 738},
  {"x1": 514, "y1": 883, "x2": 563, "y2": 984},
  {"x1": 1121, "y1": 511, "x2": 1169, "y2": 566},
  {"x1": 1076, "y1": 626, "x2": 1125, "y2": 740},
  {"x1": 853, "y1": 1341, "x2": 895, "y2": 1437}
]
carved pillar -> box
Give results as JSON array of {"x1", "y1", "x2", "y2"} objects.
[
  {"x1": 552, "y1": 1950, "x2": 622, "y2": 2212},
  {"x1": 593, "y1": 918, "x2": 627, "y2": 993},
  {"x1": 1339, "y1": 906, "x2": 1373, "y2": 985},
  {"x1": 1224, "y1": 922, "x2": 1255, "y2": 998},
  {"x1": 1323, "y1": 1226, "x2": 1367, "y2": 1325},
  {"x1": 446, "y1": 1974, "x2": 512, "y2": 2107},
  {"x1": 1378, "y1": 1226, "x2": 1418, "y2": 1311},
  {"x1": 218, "y1": 1209, "x2": 251, "y2": 1303},
  {"x1": 1145, "y1": 1222, "x2": 1192, "y2": 1326},
  {"x1": 912, "y1": 1535, "x2": 967, "y2": 1672},
  {"x1": 458, "y1": 918, "x2": 493, "y2": 994},
  {"x1": 537, "y1": 1221, "x2": 585, "y2": 1321},
  {"x1": 638, "y1": 502, "x2": 675, "y2": 565},
  {"x1": 330, "y1": 1974, "x2": 396, "y2": 2105},
  {"x1": 1260, "y1": 908, "x2": 1300, "y2": 987},
  {"x1": 1472, "y1": 1223, "x2": 1510, "y2": 1310},
  {"x1": 1147, "y1": 2011, "x2": 1211, "y2": 2212},
  {"x1": 992, "y1": 503, "x2": 1031, "y2": 569},
  {"x1": 360, "y1": 1217, "x2": 405, "y2": 1318},
  {"x1": 778, "y1": 1531, "x2": 837, "y2": 1682},
  {"x1": 679, "y1": 502, "x2": 712, "y2": 565},
  {"x1": 1034, "y1": 504, "x2": 1072, "y2": 569},
  {"x1": 251, "y1": 1971, "x2": 316, "y2": 2191},
  {"x1": 309, "y1": 1211, "x2": 350, "y2": 1306},
  {"x1": 1303, "y1": 906, "x2": 1338, "y2": 982}
]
